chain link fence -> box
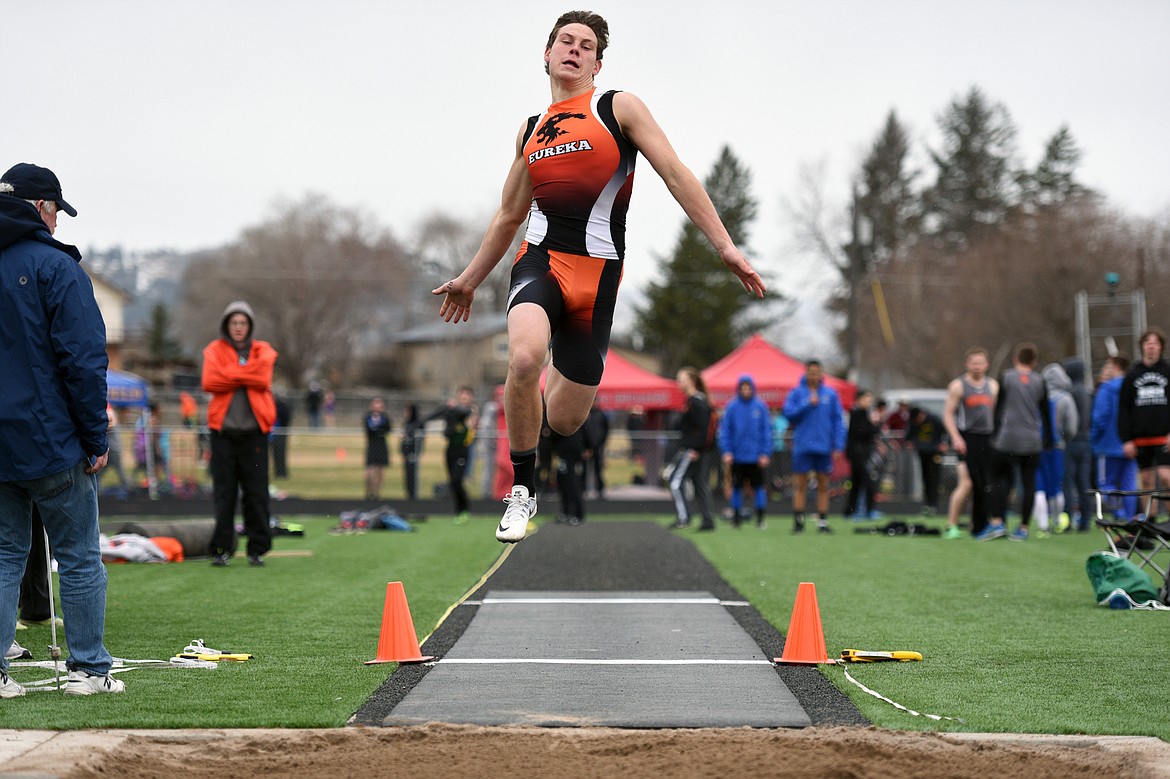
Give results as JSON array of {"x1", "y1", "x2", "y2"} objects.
[{"x1": 99, "y1": 421, "x2": 956, "y2": 511}]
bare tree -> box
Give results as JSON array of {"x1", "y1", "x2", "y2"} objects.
[
  {"x1": 866, "y1": 199, "x2": 1163, "y2": 386},
  {"x1": 414, "y1": 211, "x2": 521, "y2": 315},
  {"x1": 177, "y1": 194, "x2": 412, "y2": 385}
]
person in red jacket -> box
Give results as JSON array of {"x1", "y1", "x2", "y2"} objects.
[{"x1": 202, "y1": 300, "x2": 278, "y2": 567}]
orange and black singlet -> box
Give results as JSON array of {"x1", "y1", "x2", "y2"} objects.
[
  {"x1": 505, "y1": 88, "x2": 636, "y2": 387},
  {"x1": 521, "y1": 88, "x2": 637, "y2": 260}
]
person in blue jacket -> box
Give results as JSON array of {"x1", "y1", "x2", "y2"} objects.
[
  {"x1": 0, "y1": 163, "x2": 124, "y2": 697},
  {"x1": 719, "y1": 375, "x2": 773, "y2": 528},
  {"x1": 783, "y1": 360, "x2": 845, "y2": 534},
  {"x1": 1091, "y1": 354, "x2": 1138, "y2": 520}
]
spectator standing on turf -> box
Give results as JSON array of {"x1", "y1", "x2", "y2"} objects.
[
  {"x1": 1092, "y1": 355, "x2": 1138, "y2": 521},
  {"x1": 421, "y1": 387, "x2": 478, "y2": 524},
  {"x1": 768, "y1": 408, "x2": 791, "y2": 498},
  {"x1": 908, "y1": 406, "x2": 946, "y2": 515},
  {"x1": 721, "y1": 375, "x2": 773, "y2": 528},
  {"x1": 102, "y1": 403, "x2": 130, "y2": 496},
  {"x1": 305, "y1": 381, "x2": 324, "y2": 428},
  {"x1": 976, "y1": 343, "x2": 1053, "y2": 542},
  {"x1": 323, "y1": 389, "x2": 337, "y2": 427},
  {"x1": 179, "y1": 391, "x2": 199, "y2": 427},
  {"x1": 134, "y1": 403, "x2": 169, "y2": 488},
  {"x1": 554, "y1": 425, "x2": 588, "y2": 525},
  {"x1": 364, "y1": 398, "x2": 392, "y2": 500},
  {"x1": 942, "y1": 347, "x2": 998, "y2": 539},
  {"x1": 669, "y1": 367, "x2": 717, "y2": 532},
  {"x1": 1061, "y1": 357, "x2": 1094, "y2": 531},
  {"x1": 583, "y1": 401, "x2": 609, "y2": 499},
  {"x1": 431, "y1": 10, "x2": 765, "y2": 544},
  {"x1": 0, "y1": 162, "x2": 124, "y2": 696},
  {"x1": 400, "y1": 404, "x2": 424, "y2": 501},
  {"x1": 1118, "y1": 328, "x2": 1170, "y2": 519},
  {"x1": 845, "y1": 390, "x2": 881, "y2": 520},
  {"x1": 476, "y1": 398, "x2": 499, "y2": 498},
  {"x1": 1034, "y1": 362, "x2": 1079, "y2": 533},
  {"x1": 202, "y1": 300, "x2": 278, "y2": 567},
  {"x1": 270, "y1": 393, "x2": 292, "y2": 479},
  {"x1": 783, "y1": 360, "x2": 845, "y2": 534}
]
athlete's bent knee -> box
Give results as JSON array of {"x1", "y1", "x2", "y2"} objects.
[
  {"x1": 508, "y1": 345, "x2": 547, "y2": 383},
  {"x1": 547, "y1": 407, "x2": 588, "y2": 436}
]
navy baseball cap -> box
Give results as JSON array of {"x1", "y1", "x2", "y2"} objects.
[{"x1": 0, "y1": 163, "x2": 77, "y2": 217}]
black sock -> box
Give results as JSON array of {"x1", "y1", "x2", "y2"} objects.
[
  {"x1": 794, "y1": 512, "x2": 805, "y2": 523},
  {"x1": 511, "y1": 449, "x2": 537, "y2": 494},
  {"x1": 818, "y1": 513, "x2": 828, "y2": 527}
]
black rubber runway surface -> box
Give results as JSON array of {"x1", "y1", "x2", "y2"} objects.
[{"x1": 352, "y1": 521, "x2": 865, "y2": 728}]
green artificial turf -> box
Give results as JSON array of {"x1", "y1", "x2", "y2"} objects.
[
  {"x1": 4, "y1": 517, "x2": 502, "y2": 729},
  {"x1": 5, "y1": 513, "x2": 1166, "y2": 739},
  {"x1": 689, "y1": 518, "x2": 1170, "y2": 739}
]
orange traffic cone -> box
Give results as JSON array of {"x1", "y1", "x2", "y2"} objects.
[
  {"x1": 775, "y1": 581, "x2": 830, "y2": 664},
  {"x1": 365, "y1": 581, "x2": 435, "y2": 665}
]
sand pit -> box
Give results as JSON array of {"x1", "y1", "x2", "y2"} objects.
[{"x1": 3, "y1": 724, "x2": 1159, "y2": 779}]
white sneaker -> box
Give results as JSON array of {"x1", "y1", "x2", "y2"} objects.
[
  {"x1": 64, "y1": 670, "x2": 125, "y2": 696},
  {"x1": 0, "y1": 671, "x2": 26, "y2": 698},
  {"x1": 5, "y1": 641, "x2": 31, "y2": 661},
  {"x1": 496, "y1": 485, "x2": 537, "y2": 543}
]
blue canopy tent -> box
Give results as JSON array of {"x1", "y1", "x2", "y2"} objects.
[
  {"x1": 106, "y1": 369, "x2": 150, "y2": 409},
  {"x1": 105, "y1": 370, "x2": 155, "y2": 496}
]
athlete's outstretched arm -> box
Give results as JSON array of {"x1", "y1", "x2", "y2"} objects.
[
  {"x1": 613, "y1": 92, "x2": 765, "y2": 298},
  {"x1": 433, "y1": 124, "x2": 535, "y2": 323}
]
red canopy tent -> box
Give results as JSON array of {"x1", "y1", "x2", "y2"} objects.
[
  {"x1": 492, "y1": 351, "x2": 685, "y2": 498},
  {"x1": 539, "y1": 350, "x2": 685, "y2": 411},
  {"x1": 701, "y1": 334, "x2": 857, "y2": 409}
]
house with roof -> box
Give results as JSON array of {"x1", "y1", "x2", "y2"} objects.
[
  {"x1": 85, "y1": 269, "x2": 133, "y2": 371},
  {"x1": 392, "y1": 311, "x2": 510, "y2": 397}
]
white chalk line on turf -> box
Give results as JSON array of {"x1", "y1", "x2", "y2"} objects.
[
  {"x1": 837, "y1": 665, "x2": 965, "y2": 723},
  {"x1": 438, "y1": 658, "x2": 774, "y2": 665},
  {"x1": 471, "y1": 598, "x2": 751, "y2": 606}
]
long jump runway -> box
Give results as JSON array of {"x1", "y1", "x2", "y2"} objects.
[{"x1": 356, "y1": 521, "x2": 865, "y2": 728}]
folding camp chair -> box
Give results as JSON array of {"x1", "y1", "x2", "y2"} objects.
[{"x1": 1092, "y1": 489, "x2": 1170, "y2": 604}]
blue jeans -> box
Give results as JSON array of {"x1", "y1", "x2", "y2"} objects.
[{"x1": 0, "y1": 460, "x2": 113, "y2": 675}]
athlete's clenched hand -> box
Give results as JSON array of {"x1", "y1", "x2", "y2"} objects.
[{"x1": 433, "y1": 279, "x2": 476, "y2": 323}]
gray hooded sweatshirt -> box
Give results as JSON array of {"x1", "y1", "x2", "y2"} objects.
[{"x1": 1042, "y1": 363, "x2": 1079, "y2": 449}]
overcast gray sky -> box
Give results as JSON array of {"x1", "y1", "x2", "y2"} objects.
[{"x1": 5, "y1": 0, "x2": 1168, "y2": 350}]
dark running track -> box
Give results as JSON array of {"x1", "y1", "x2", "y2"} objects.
[{"x1": 351, "y1": 520, "x2": 865, "y2": 728}]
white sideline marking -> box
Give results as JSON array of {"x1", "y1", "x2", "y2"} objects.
[
  {"x1": 473, "y1": 597, "x2": 750, "y2": 606},
  {"x1": 438, "y1": 658, "x2": 774, "y2": 665}
]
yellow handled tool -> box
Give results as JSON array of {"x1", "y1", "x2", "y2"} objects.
[
  {"x1": 840, "y1": 649, "x2": 923, "y2": 663},
  {"x1": 178, "y1": 652, "x2": 253, "y2": 662}
]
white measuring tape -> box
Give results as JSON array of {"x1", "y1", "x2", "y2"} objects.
[
  {"x1": 837, "y1": 664, "x2": 964, "y2": 723},
  {"x1": 8, "y1": 656, "x2": 218, "y2": 692}
]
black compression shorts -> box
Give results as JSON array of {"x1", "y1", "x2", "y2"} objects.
[{"x1": 507, "y1": 243, "x2": 623, "y2": 386}]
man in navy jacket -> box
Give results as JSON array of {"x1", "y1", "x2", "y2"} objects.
[
  {"x1": 783, "y1": 360, "x2": 845, "y2": 534},
  {"x1": 0, "y1": 163, "x2": 123, "y2": 697}
]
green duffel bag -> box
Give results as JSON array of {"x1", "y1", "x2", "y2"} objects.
[{"x1": 1085, "y1": 552, "x2": 1160, "y2": 608}]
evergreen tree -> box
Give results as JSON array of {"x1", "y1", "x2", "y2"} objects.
[
  {"x1": 634, "y1": 146, "x2": 767, "y2": 373},
  {"x1": 857, "y1": 110, "x2": 920, "y2": 264},
  {"x1": 1019, "y1": 125, "x2": 1091, "y2": 210},
  {"x1": 925, "y1": 87, "x2": 1019, "y2": 249},
  {"x1": 147, "y1": 303, "x2": 184, "y2": 362}
]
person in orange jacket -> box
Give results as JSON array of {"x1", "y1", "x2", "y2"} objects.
[{"x1": 201, "y1": 300, "x2": 278, "y2": 567}]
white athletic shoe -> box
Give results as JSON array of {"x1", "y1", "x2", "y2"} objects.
[
  {"x1": 64, "y1": 670, "x2": 125, "y2": 696},
  {"x1": 496, "y1": 485, "x2": 537, "y2": 543},
  {"x1": 0, "y1": 671, "x2": 25, "y2": 698},
  {"x1": 5, "y1": 641, "x2": 31, "y2": 661}
]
